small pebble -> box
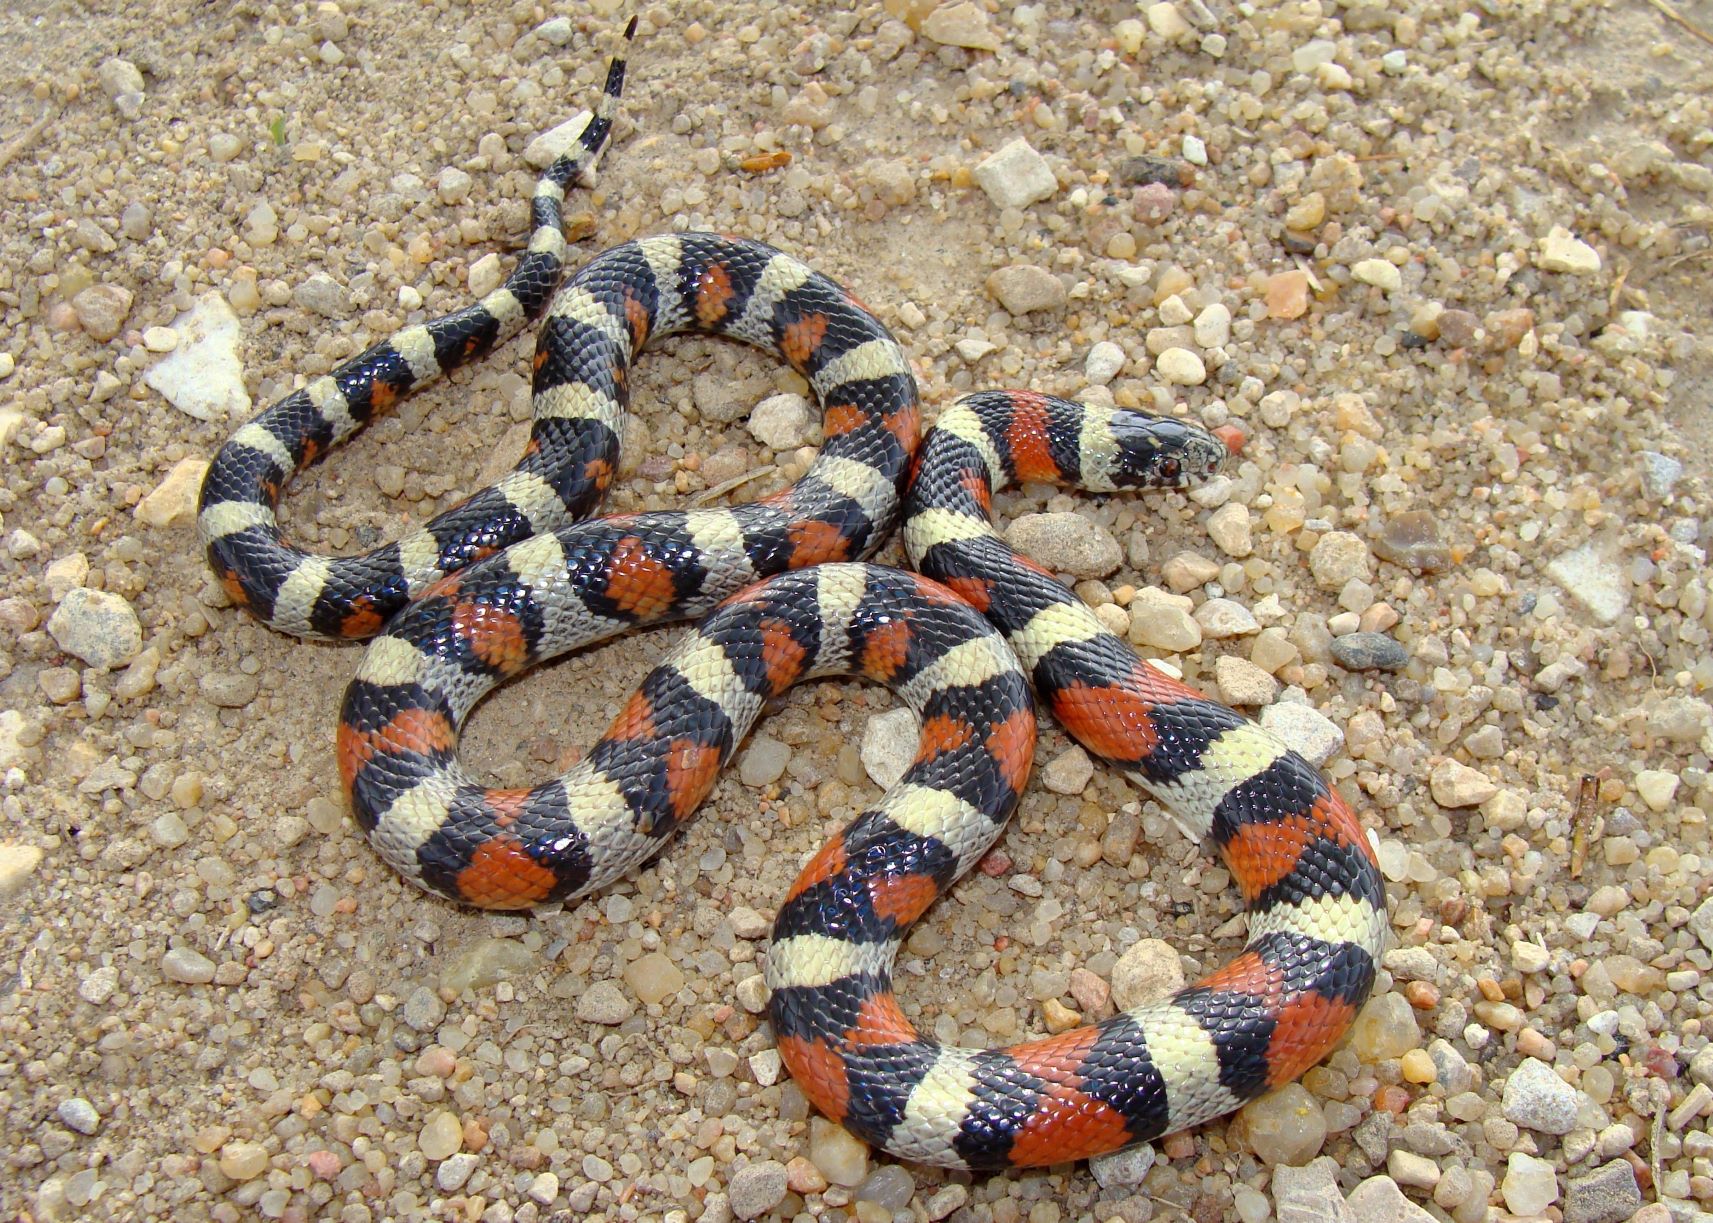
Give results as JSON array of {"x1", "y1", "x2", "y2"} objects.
[
  {"x1": 161, "y1": 947, "x2": 216, "y2": 985},
  {"x1": 1502, "y1": 1058, "x2": 1579, "y2": 1135},
  {"x1": 1502, "y1": 1151, "x2": 1559, "y2": 1216},
  {"x1": 1329, "y1": 632, "x2": 1408, "y2": 672},
  {"x1": 986, "y1": 264, "x2": 1066, "y2": 314},
  {"x1": 973, "y1": 138, "x2": 1057, "y2": 209},
  {"x1": 57, "y1": 1098, "x2": 100, "y2": 1135},
  {"x1": 728, "y1": 1161, "x2": 789, "y2": 1219}
]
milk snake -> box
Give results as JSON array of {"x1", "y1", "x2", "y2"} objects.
[{"x1": 197, "y1": 20, "x2": 1387, "y2": 1172}]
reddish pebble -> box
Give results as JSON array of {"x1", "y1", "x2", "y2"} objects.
[
  {"x1": 306, "y1": 1150, "x2": 341, "y2": 1180},
  {"x1": 1402, "y1": 980, "x2": 1440, "y2": 1010},
  {"x1": 1212, "y1": 423, "x2": 1246, "y2": 455},
  {"x1": 1374, "y1": 1084, "x2": 1412, "y2": 1115},
  {"x1": 978, "y1": 849, "x2": 1012, "y2": 876},
  {"x1": 416, "y1": 1046, "x2": 456, "y2": 1078},
  {"x1": 1162, "y1": 1132, "x2": 1196, "y2": 1160}
]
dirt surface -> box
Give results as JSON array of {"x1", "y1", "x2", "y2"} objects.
[{"x1": 3, "y1": 1, "x2": 1713, "y2": 1221}]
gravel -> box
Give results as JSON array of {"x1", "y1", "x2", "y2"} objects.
[{"x1": 5, "y1": 3, "x2": 1712, "y2": 1220}]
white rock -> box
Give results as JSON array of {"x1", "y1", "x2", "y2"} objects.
[
  {"x1": 861, "y1": 708, "x2": 918, "y2": 788},
  {"x1": 1545, "y1": 539, "x2": 1626, "y2": 625},
  {"x1": 1111, "y1": 938, "x2": 1184, "y2": 1009},
  {"x1": 535, "y1": 16, "x2": 573, "y2": 45},
  {"x1": 1084, "y1": 341, "x2": 1126, "y2": 385},
  {"x1": 1260, "y1": 700, "x2": 1345, "y2": 766},
  {"x1": 1155, "y1": 347, "x2": 1207, "y2": 385},
  {"x1": 1146, "y1": 2, "x2": 1192, "y2": 39},
  {"x1": 1193, "y1": 597, "x2": 1260, "y2": 638},
  {"x1": 1502, "y1": 1151, "x2": 1559, "y2": 1215},
  {"x1": 143, "y1": 292, "x2": 250, "y2": 421},
  {"x1": 1635, "y1": 768, "x2": 1680, "y2": 812},
  {"x1": 1429, "y1": 759, "x2": 1497, "y2": 808},
  {"x1": 1351, "y1": 258, "x2": 1401, "y2": 291},
  {"x1": 467, "y1": 252, "x2": 504, "y2": 298},
  {"x1": 1193, "y1": 302, "x2": 1232, "y2": 348},
  {"x1": 748, "y1": 393, "x2": 815, "y2": 449},
  {"x1": 0, "y1": 843, "x2": 45, "y2": 901},
  {"x1": 1538, "y1": 226, "x2": 1602, "y2": 275},
  {"x1": 974, "y1": 138, "x2": 1057, "y2": 210},
  {"x1": 1040, "y1": 747, "x2": 1094, "y2": 795}
]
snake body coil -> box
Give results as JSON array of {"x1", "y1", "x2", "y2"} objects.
[{"x1": 199, "y1": 24, "x2": 1386, "y2": 1172}]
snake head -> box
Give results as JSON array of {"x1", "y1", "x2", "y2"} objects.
[{"x1": 1102, "y1": 409, "x2": 1232, "y2": 490}]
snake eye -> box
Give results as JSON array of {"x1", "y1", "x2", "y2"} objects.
[{"x1": 1160, "y1": 457, "x2": 1180, "y2": 481}]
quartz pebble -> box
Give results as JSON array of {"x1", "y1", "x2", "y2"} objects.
[
  {"x1": 1110, "y1": 938, "x2": 1184, "y2": 1009},
  {"x1": 1429, "y1": 759, "x2": 1497, "y2": 808},
  {"x1": 739, "y1": 736, "x2": 790, "y2": 786},
  {"x1": 1005, "y1": 512, "x2": 1121, "y2": 577},
  {"x1": 1241, "y1": 1082, "x2": 1326, "y2": 1166},
  {"x1": 1502, "y1": 1151, "x2": 1559, "y2": 1216},
  {"x1": 71, "y1": 283, "x2": 133, "y2": 340},
  {"x1": 624, "y1": 951, "x2": 685, "y2": 1005},
  {"x1": 48, "y1": 587, "x2": 143, "y2": 669},
  {"x1": 809, "y1": 1117, "x2": 869, "y2": 1186},
  {"x1": 729, "y1": 1161, "x2": 789, "y2": 1219},
  {"x1": 973, "y1": 138, "x2": 1056, "y2": 209},
  {"x1": 419, "y1": 1111, "x2": 463, "y2": 1160},
  {"x1": 161, "y1": 947, "x2": 216, "y2": 984},
  {"x1": 986, "y1": 264, "x2": 1065, "y2": 313},
  {"x1": 1502, "y1": 1058, "x2": 1579, "y2": 1134},
  {"x1": 748, "y1": 392, "x2": 814, "y2": 449},
  {"x1": 1039, "y1": 746, "x2": 1093, "y2": 794},
  {"x1": 861, "y1": 707, "x2": 917, "y2": 788},
  {"x1": 1154, "y1": 346, "x2": 1206, "y2": 385}
]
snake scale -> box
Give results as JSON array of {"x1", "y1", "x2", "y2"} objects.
[{"x1": 198, "y1": 20, "x2": 1386, "y2": 1172}]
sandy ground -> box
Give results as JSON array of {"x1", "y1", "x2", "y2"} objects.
[{"x1": 3, "y1": 1, "x2": 1713, "y2": 1221}]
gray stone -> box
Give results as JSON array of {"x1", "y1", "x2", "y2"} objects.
[
  {"x1": 401, "y1": 986, "x2": 446, "y2": 1033},
  {"x1": 1562, "y1": 1160, "x2": 1641, "y2": 1223},
  {"x1": 1501, "y1": 1057, "x2": 1580, "y2": 1135},
  {"x1": 1639, "y1": 451, "x2": 1683, "y2": 499},
  {"x1": 436, "y1": 1152, "x2": 480, "y2": 1192},
  {"x1": 1090, "y1": 1143, "x2": 1156, "y2": 1188},
  {"x1": 57, "y1": 1098, "x2": 100, "y2": 1136},
  {"x1": 576, "y1": 980, "x2": 634, "y2": 1025},
  {"x1": 728, "y1": 1160, "x2": 789, "y2": 1220},
  {"x1": 293, "y1": 273, "x2": 350, "y2": 318},
  {"x1": 1330, "y1": 632, "x2": 1408, "y2": 671},
  {"x1": 47, "y1": 588, "x2": 142, "y2": 669}
]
